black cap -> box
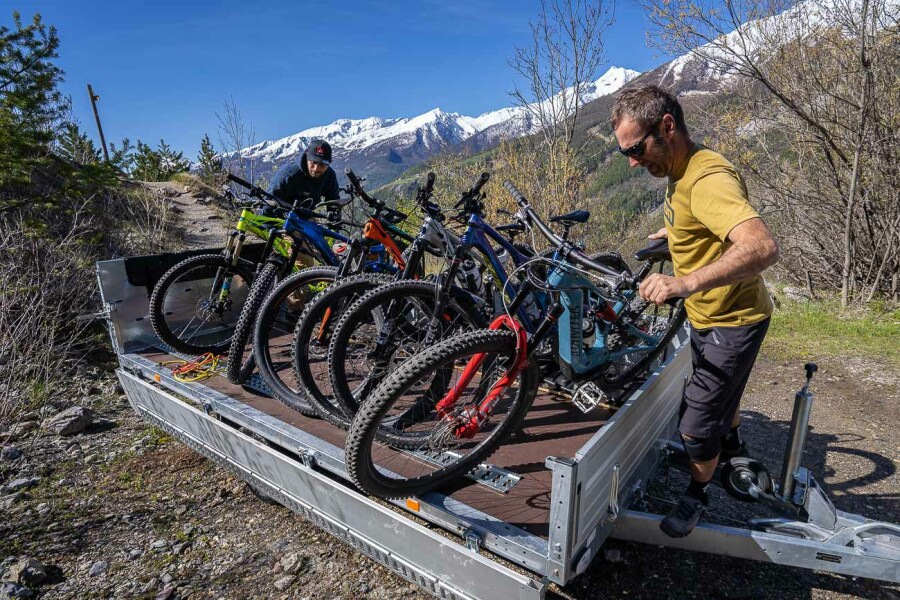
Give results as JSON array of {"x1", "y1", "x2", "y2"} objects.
[{"x1": 306, "y1": 139, "x2": 332, "y2": 165}]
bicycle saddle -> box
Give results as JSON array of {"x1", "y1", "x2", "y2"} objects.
[
  {"x1": 549, "y1": 210, "x2": 590, "y2": 224},
  {"x1": 634, "y1": 237, "x2": 671, "y2": 262}
]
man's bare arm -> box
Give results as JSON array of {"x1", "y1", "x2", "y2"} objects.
[
  {"x1": 681, "y1": 217, "x2": 779, "y2": 295},
  {"x1": 639, "y1": 218, "x2": 779, "y2": 305}
]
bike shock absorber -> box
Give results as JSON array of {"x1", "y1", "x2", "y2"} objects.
[{"x1": 230, "y1": 231, "x2": 246, "y2": 267}]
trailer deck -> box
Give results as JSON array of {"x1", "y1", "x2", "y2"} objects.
[{"x1": 99, "y1": 251, "x2": 900, "y2": 599}]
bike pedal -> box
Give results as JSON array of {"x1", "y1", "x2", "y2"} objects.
[{"x1": 571, "y1": 381, "x2": 610, "y2": 413}]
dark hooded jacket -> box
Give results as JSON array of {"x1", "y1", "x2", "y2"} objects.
[{"x1": 267, "y1": 154, "x2": 340, "y2": 206}]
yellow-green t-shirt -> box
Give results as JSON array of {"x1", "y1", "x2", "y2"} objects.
[{"x1": 664, "y1": 145, "x2": 773, "y2": 329}]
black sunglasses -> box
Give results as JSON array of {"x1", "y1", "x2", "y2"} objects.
[{"x1": 618, "y1": 119, "x2": 661, "y2": 158}]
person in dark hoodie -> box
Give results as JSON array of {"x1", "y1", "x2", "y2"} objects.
[{"x1": 267, "y1": 138, "x2": 340, "y2": 206}]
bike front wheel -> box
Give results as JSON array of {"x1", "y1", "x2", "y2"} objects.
[
  {"x1": 328, "y1": 280, "x2": 486, "y2": 421},
  {"x1": 345, "y1": 328, "x2": 538, "y2": 499},
  {"x1": 149, "y1": 254, "x2": 254, "y2": 355},
  {"x1": 225, "y1": 261, "x2": 281, "y2": 384}
]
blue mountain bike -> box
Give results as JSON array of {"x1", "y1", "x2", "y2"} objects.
[{"x1": 345, "y1": 179, "x2": 686, "y2": 499}]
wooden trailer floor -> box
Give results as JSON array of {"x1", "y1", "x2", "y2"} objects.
[{"x1": 141, "y1": 348, "x2": 615, "y2": 539}]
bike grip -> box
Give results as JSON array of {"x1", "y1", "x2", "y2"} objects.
[
  {"x1": 471, "y1": 172, "x2": 490, "y2": 194},
  {"x1": 503, "y1": 180, "x2": 527, "y2": 206},
  {"x1": 425, "y1": 171, "x2": 436, "y2": 193},
  {"x1": 344, "y1": 167, "x2": 360, "y2": 184},
  {"x1": 227, "y1": 173, "x2": 254, "y2": 190}
]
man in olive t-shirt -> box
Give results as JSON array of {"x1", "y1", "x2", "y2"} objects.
[{"x1": 611, "y1": 86, "x2": 779, "y2": 538}]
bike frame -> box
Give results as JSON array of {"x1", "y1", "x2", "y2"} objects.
[
  {"x1": 438, "y1": 256, "x2": 672, "y2": 428},
  {"x1": 457, "y1": 212, "x2": 548, "y2": 331},
  {"x1": 546, "y1": 261, "x2": 666, "y2": 381}
]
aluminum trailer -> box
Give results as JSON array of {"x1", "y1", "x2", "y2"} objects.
[{"x1": 97, "y1": 251, "x2": 899, "y2": 598}]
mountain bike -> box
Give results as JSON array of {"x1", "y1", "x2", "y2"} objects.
[
  {"x1": 225, "y1": 168, "x2": 412, "y2": 385},
  {"x1": 344, "y1": 179, "x2": 686, "y2": 499},
  {"x1": 282, "y1": 172, "x2": 527, "y2": 427},
  {"x1": 325, "y1": 173, "x2": 602, "y2": 426},
  {"x1": 148, "y1": 173, "x2": 302, "y2": 355},
  {"x1": 249, "y1": 172, "x2": 444, "y2": 417}
]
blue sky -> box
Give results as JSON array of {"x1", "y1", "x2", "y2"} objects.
[{"x1": 16, "y1": 1, "x2": 672, "y2": 157}]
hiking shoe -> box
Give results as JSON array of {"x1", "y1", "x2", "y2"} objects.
[{"x1": 660, "y1": 494, "x2": 707, "y2": 538}]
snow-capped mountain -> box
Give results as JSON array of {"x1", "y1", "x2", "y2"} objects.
[
  {"x1": 232, "y1": 66, "x2": 639, "y2": 188},
  {"x1": 651, "y1": 0, "x2": 898, "y2": 91}
]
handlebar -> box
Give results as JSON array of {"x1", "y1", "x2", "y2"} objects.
[
  {"x1": 344, "y1": 168, "x2": 383, "y2": 209},
  {"x1": 454, "y1": 172, "x2": 490, "y2": 209},
  {"x1": 503, "y1": 179, "x2": 625, "y2": 280},
  {"x1": 226, "y1": 173, "x2": 286, "y2": 208},
  {"x1": 424, "y1": 171, "x2": 436, "y2": 195}
]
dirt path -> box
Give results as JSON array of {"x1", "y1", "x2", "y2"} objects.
[{"x1": 141, "y1": 180, "x2": 231, "y2": 250}]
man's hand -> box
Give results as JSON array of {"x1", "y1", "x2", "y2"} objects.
[
  {"x1": 639, "y1": 273, "x2": 691, "y2": 305},
  {"x1": 649, "y1": 227, "x2": 668, "y2": 240}
]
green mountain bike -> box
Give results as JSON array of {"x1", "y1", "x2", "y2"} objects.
[{"x1": 148, "y1": 174, "x2": 306, "y2": 355}]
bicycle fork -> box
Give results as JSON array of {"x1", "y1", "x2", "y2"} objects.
[{"x1": 434, "y1": 292, "x2": 563, "y2": 439}]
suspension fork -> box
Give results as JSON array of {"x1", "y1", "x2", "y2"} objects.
[
  {"x1": 422, "y1": 244, "x2": 468, "y2": 345},
  {"x1": 314, "y1": 237, "x2": 366, "y2": 343},
  {"x1": 212, "y1": 231, "x2": 242, "y2": 305},
  {"x1": 434, "y1": 298, "x2": 563, "y2": 438},
  {"x1": 399, "y1": 237, "x2": 427, "y2": 280}
]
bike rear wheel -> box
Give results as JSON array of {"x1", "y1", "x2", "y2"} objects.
[
  {"x1": 346, "y1": 329, "x2": 538, "y2": 499},
  {"x1": 596, "y1": 298, "x2": 686, "y2": 394},
  {"x1": 149, "y1": 254, "x2": 254, "y2": 355}
]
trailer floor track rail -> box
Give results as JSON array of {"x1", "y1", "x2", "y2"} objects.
[{"x1": 118, "y1": 370, "x2": 546, "y2": 600}]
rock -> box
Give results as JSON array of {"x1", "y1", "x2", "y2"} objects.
[
  {"x1": 0, "y1": 493, "x2": 22, "y2": 510},
  {"x1": 273, "y1": 576, "x2": 295, "y2": 591},
  {"x1": 2, "y1": 478, "x2": 39, "y2": 494},
  {"x1": 6, "y1": 422, "x2": 37, "y2": 440},
  {"x1": 128, "y1": 549, "x2": 142, "y2": 561},
  {"x1": 359, "y1": 583, "x2": 371, "y2": 594},
  {"x1": 0, "y1": 446, "x2": 22, "y2": 461},
  {"x1": 155, "y1": 585, "x2": 175, "y2": 600},
  {"x1": 88, "y1": 561, "x2": 108, "y2": 577},
  {"x1": 7, "y1": 557, "x2": 47, "y2": 586},
  {"x1": 604, "y1": 548, "x2": 624, "y2": 563},
  {"x1": 36, "y1": 503, "x2": 50, "y2": 517},
  {"x1": 56, "y1": 478, "x2": 74, "y2": 487},
  {"x1": 151, "y1": 539, "x2": 169, "y2": 551},
  {"x1": 46, "y1": 406, "x2": 93, "y2": 436},
  {"x1": 161, "y1": 573, "x2": 173, "y2": 584},
  {"x1": 279, "y1": 553, "x2": 299, "y2": 574},
  {"x1": 65, "y1": 441, "x2": 83, "y2": 455},
  {"x1": 172, "y1": 542, "x2": 189, "y2": 555},
  {"x1": 783, "y1": 286, "x2": 812, "y2": 302},
  {"x1": 0, "y1": 582, "x2": 34, "y2": 599}
]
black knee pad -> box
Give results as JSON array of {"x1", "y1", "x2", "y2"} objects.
[{"x1": 681, "y1": 433, "x2": 721, "y2": 462}]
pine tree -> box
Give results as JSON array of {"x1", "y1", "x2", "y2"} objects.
[
  {"x1": 57, "y1": 122, "x2": 99, "y2": 165},
  {"x1": 132, "y1": 139, "x2": 189, "y2": 181},
  {"x1": 109, "y1": 138, "x2": 134, "y2": 174},
  {"x1": 133, "y1": 140, "x2": 162, "y2": 181},
  {"x1": 197, "y1": 133, "x2": 223, "y2": 182},
  {"x1": 0, "y1": 12, "x2": 65, "y2": 196},
  {"x1": 157, "y1": 139, "x2": 190, "y2": 179}
]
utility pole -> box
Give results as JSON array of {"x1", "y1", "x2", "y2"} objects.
[{"x1": 87, "y1": 84, "x2": 110, "y2": 162}]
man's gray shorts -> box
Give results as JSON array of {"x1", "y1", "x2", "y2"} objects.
[{"x1": 679, "y1": 318, "x2": 770, "y2": 439}]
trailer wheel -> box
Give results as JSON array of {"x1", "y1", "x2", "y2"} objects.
[{"x1": 721, "y1": 457, "x2": 773, "y2": 503}]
